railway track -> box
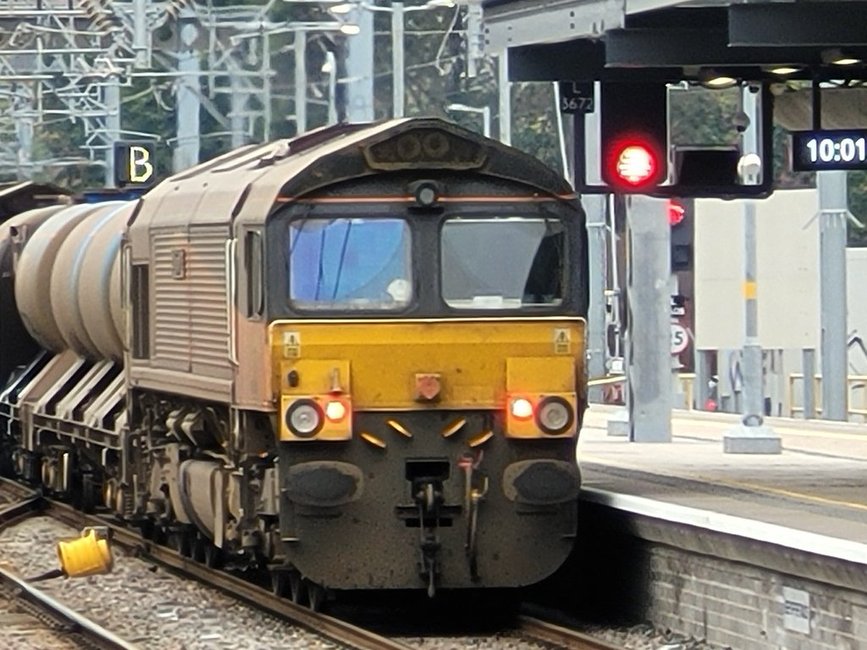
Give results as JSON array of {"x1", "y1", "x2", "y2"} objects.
[
  {"x1": 45, "y1": 500, "x2": 630, "y2": 650},
  {"x1": 1, "y1": 480, "x2": 135, "y2": 649},
  {"x1": 45, "y1": 500, "x2": 413, "y2": 650},
  {"x1": 519, "y1": 615, "x2": 627, "y2": 650},
  {"x1": 0, "y1": 565, "x2": 137, "y2": 650},
  {"x1": 1, "y1": 481, "x2": 627, "y2": 650},
  {"x1": 0, "y1": 476, "x2": 43, "y2": 529}
]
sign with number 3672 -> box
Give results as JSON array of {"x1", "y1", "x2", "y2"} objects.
[{"x1": 558, "y1": 82, "x2": 595, "y2": 114}]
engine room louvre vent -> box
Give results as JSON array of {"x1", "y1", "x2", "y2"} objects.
[
  {"x1": 131, "y1": 264, "x2": 149, "y2": 359},
  {"x1": 153, "y1": 231, "x2": 191, "y2": 366},
  {"x1": 188, "y1": 226, "x2": 230, "y2": 373},
  {"x1": 152, "y1": 227, "x2": 230, "y2": 374}
]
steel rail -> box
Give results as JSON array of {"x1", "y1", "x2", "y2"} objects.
[
  {"x1": 518, "y1": 615, "x2": 627, "y2": 650},
  {"x1": 47, "y1": 501, "x2": 413, "y2": 650},
  {"x1": 4, "y1": 484, "x2": 622, "y2": 650},
  {"x1": 0, "y1": 566, "x2": 139, "y2": 650},
  {"x1": 0, "y1": 476, "x2": 43, "y2": 529}
]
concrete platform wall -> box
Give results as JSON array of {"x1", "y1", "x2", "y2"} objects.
[
  {"x1": 647, "y1": 544, "x2": 866, "y2": 650},
  {"x1": 558, "y1": 501, "x2": 867, "y2": 650}
]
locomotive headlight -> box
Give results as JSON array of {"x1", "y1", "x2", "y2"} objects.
[
  {"x1": 408, "y1": 180, "x2": 442, "y2": 207},
  {"x1": 325, "y1": 400, "x2": 347, "y2": 422},
  {"x1": 286, "y1": 399, "x2": 324, "y2": 438},
  {"x1": 415, "y1": 183, "x2": 438, "y2": 206},
  {"x1": 510, "y1": 397, "x2": 534, "y2": 420},
  {"x1": 535, "y1": 396, "x2": 574, "y2": 435}
]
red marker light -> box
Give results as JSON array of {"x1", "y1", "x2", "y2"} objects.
[{"x1": 614, "y1": 144, "x2": 657, "y2": 186}]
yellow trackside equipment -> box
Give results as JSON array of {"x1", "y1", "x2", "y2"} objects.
[{"x1": 56, "y1": 527, "x2": 113, "y2": 578}]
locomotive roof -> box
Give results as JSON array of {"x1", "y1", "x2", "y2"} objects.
[{"x1": 127, "y1": 118, "x2": 574, "y2": 241}]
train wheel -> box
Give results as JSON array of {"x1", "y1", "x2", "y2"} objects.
[
  {"x1": 306, "y1": 580, "x2": 326, "y2": 612},
  {"x1": 138, "y1": 520, "x2": 154, "y2": 541},
  {"x1": 13, "y1": 451, "x2": 25, "y2": 478},
  {"x1": 271, "y1": 571, "x2": 288, "y2": 597},
  {"x1": 41, "y1": 457, "x2": 52, "y2": 489},
  {"x1": 168, "y1": 529, "x2": 193, "y2": 557},
  {"x1": 167, "y1": 531, "x2": 182, "y2": 552},
  {"x1": 0, "y1": 445, "x2": 14, "y2": 478},
  {"x1": 289, "y1": 570, "x2": 304, "y2": 605},
  {"x1": 141, "y1": 522, "x2": 167, "y2": 546},
  {"x1": 80, "y1": 474, "x2": 97, "y2": 514},
  {"x1": 180, "y1": 531, "x2": 196, "y2": 558},
  {"x1": 204, "y1": 542, "x2": 222, "y2": 568},
  {"x1": 190, "y1": 531, "x2": 211, "y2": 562},
  {"x1": 102, "y1": 479, "x2": 115, "y2": 511},
  {"x1": 23, "y1": 452, "x2": 40, "y2": 484},
  {"x1": 153, "y1": 525, "x2": 169, "y2": 546}
]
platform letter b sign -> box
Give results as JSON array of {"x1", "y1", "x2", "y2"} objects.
[
  {"x1": 114, "y1": 141, "x2": 157, "y2": 187},
  {"x1": 129, "y1": 146, "x2": 153, "y2": 183}
]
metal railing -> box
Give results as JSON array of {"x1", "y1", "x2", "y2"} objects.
[
  {"x1": 787, "y1": 374, "x2": 867, "y2": 421},
  {"x1": 591, "y1": 371, "x2": 867, "y2": 423},
  {"x1": 589, "y1": 373, "x2": 696, "y2": 411}
]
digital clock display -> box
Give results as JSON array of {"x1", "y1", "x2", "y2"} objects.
[{"x1": 791, "y1": 129, "x2": 867, "y2": 171}]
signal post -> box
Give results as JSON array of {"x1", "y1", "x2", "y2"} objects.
[
  {"x1": 723, "y1": 87, "x2": 781, "y2": 453},
  {"x1": 624, "y1": 195, "x2": 673, "y2": 442},
  {"x1": 574, "y1": 81, "x2": 778, "y2": 447}
]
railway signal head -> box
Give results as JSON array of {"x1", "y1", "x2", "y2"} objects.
[
  {"x1": 669, "y1": 198, "x2": 693, "y2": 272},
  {"x1": 582, "y1": 82, "x2": 775, "y2": 198},
  {"x1": 668, "y1": 199, "x2": 685, "y2": 227},
  {"x1": 600, "y1": 82, "x2": 668, "y2": 191},
  {"x1": 607, "y1": 140, "x2": 662, "y2": 189}
]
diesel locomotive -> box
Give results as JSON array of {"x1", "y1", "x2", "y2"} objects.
[{"x1": 0, "y1": 118, "x2": 588, "y2": 605}]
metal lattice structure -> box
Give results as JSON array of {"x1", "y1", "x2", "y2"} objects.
[
  {"x1": 0, "y1": 0, "x2": 472, "y2": 184},
  {"x1": 0, "y1": 0, "x2": 280, "y2": 183}
]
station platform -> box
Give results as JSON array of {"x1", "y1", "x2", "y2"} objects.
[
  {"x1": 573, "y1": 406, "x2": 867, "y2": 649},
  {"x1": 578, "y1": 405, "x2": 867, "y2": 563}
]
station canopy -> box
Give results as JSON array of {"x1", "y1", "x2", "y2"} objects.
[{"x1": 483, "y1": 0, "x2": 867, "y2": 130}]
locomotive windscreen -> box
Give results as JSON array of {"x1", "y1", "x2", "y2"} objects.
[
  {"x1": 288, "y1": 218, "x2": 413, "y2": 310},
  {"x1": 441, "y1": 217, "x2": 565, "y2": 309}
]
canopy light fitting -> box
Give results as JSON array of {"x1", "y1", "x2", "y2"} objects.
[
  {"x1": 767, "y1": 66, "x2": 802, "y2": 76},
  {"x1": 822, "y1": 48, "x2": 861, "y2": 66},
  {"x1": 699, "y1": 69, "x2": 738, "y2": 89}
]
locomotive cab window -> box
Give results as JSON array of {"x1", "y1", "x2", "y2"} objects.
[
  {"x1": 288, "y1": 217, "x2": 413, "y2": 311},
  {"x1": 441, "y1": 217, "x2": 565, "y2": 309}
]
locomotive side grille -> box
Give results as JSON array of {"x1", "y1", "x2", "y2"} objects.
[
  {"x1": 152, "y1": 230, "x2": 191, "y2": 370},
  {"x1": 188, "y1": 225, "x2": 230, "y2": 375}
]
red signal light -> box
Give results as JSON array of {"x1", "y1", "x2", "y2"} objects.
[
  {"x1": 614, "y1": 144, "x2": 657, "y2": 186},
  {"x1": 602, "y1": 135, "x2": 665, "y2": 190},
  {"x1": 668, "y1": 200, "x2": 685, "y2": 227}
]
